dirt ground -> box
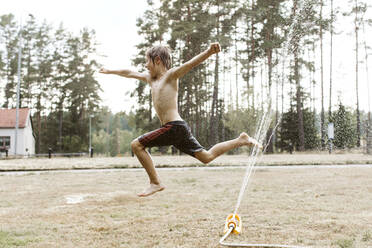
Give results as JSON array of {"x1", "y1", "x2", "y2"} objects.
[{"x1": 0, "y1": 165, "x2": 371, "y2": 247}]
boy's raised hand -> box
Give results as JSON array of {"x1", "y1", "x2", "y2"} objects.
[{"x1": 209, "y1": 43, "x2": 221, "y2": 54}]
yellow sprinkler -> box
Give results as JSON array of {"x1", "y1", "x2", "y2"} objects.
[{"x1": 224, "y1": 214, "x2": 242, "y2": 235}]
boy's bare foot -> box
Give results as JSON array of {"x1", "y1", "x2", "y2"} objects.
[
  {"x1": 137, "y1": 183, "x2": 165, "y2": 197},
  {"x1": 238, "y1": 132, "x2": 263, "y2": 149}
]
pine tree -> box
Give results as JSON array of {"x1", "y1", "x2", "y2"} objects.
[
  {"x1": 328, "y1": 0, "x2": 334, "y2": 121},
  {"x1": 319, "y1": 0, "x2": 326, "y2": 149},
  {"x1": 334, "y1": 102, "x2": 357, "y2": 149},
  {"x1": 132, "y1": 0, "x2": 163, "y2": 134},
  {"x1": 277, "y1": 106, "x2": 297, "y2": 153},
  {"x1": 290, "y1": 0, "x2": 305, "y2": 151},
  {"x1": 0, "y1": 14, "x2": 18, "y2": 108}
]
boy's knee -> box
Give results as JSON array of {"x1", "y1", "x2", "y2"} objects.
[
  {"x1": 131, "y1": 139, "x2": 144, "y2": 152},
  {"x1": 202, "y1": 156, "x2": 213, "y2": 164},
  {"x1": 196, "y1": 152, "x2": 213, "y2": 164}
]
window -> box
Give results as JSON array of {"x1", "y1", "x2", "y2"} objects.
[{"x1": 0, "y1": 136, "x2": 10, "y2": 150}]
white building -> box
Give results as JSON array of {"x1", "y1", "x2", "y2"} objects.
[{"x1": 0, "y1": 108, "x2": 35, "y2": 156}]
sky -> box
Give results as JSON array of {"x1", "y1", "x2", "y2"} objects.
[
  {"x1": 1, "y1": 0, "x2": 148, "y2": 113},
  {"x1": 1, "y1": 0, "x2": 371, "y2": 114}
]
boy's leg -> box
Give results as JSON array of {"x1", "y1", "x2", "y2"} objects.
[
  {"x1": 131, "y1": 139, "x2": 165, "y2": 197},
  {"x1": 194, "y1": 132, "x2": 261, "y2": 164}
]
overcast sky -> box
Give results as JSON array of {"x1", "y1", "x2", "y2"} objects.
[
  {"x1": 1, "y1": 0, "x2": 371, "y2": 114},
  {"x1": 1, "y1": 0, "x2": 147, "y2": 113}
]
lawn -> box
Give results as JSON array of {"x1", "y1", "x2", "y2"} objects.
[
  {"x1": 0, "y1": 165, "x2": 371, "y2": 247},
  {"x1": 1, "y1": 153, "x2": 372, "y2": 171}
]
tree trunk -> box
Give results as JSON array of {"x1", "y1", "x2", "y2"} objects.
[
  {"x1": 295, "y1": 51, "x2": 305, "y2": 151},
  {"x1": 234, "y1": 24, "x2": 239, "y2": 110},
  {"x1": 329, "y1": 0, "x2": 334, "y2": 120},
  {"x1": 251, "y1": 0, "x2": 256, "y2": 111},
  {"x1": 312, "y1": 42, "x2": 316, "y2": 115},
  {"x1": 363, "y1": 17, "x2": 371, "y2": 154},
  {"x1": 265, "y1": 22, "x2": 274, "y2": 152},
  {"x1": 246, "y1": 15, "x2": 250, "y2": 109},
  {"x1": 209, "y1": 51, "x2": 219, "y2": 146},
  {"x1": 355, "y1": 0, "x2": 361, "y2": 147},
  {"x1": 37, "y1": 95, "x2": 41, "y2": 153},
  {"x1": 293, "y1": 0, "x2": 305, "y2": 151},
  {"x1": 281, "y1": 50, "x2": 285, "y2": 116},
  {"x1": 209, "y1": 10, "x2": 220, "y2": 146},
  {"x1": 320, "y1": 0, "x2": 326, "y2": 150},
  {"x1": 59, "y1": 106, "x2": 63, "y2": 151},
  {"x1": 260, "y1": 64, "x2": 264, "y2": 112},
  {"x1": 196, "y1": 74, "x2": 200, "y2": 139}
]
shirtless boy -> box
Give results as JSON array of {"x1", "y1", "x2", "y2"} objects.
[{"x1": 99, "y1": 43, "x2": 262, "y2": 197}]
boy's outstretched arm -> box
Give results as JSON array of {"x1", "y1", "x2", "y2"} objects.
[
  {"x1": 99, "y1": 68, "x2": 148, "y2": 82},
  {"x1": 170, "y1": 43, "x2": 220, "y2": 79}
]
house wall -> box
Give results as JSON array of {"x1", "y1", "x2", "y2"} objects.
[
  {"x1": 23, "y1": 114, "x2": 35, "y2": 155},
  {"x1": 0, "y1": 129, "x2": 20, "y2": 155},
  {"x1": 0, "y1": 112, "x2": 35, "y2": 156}
]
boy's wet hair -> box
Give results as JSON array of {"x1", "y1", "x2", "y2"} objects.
[{"x1": 146, "y1": 46, "x2": 172, "y2": 70}]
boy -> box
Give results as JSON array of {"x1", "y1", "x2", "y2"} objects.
[{"x1": 99, "y1": 43, "x2": 262, "y2": 197}]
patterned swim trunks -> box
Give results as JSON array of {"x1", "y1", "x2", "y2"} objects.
[{"x1": 138, "y1": 120, "x2": 204, "y2": 157}]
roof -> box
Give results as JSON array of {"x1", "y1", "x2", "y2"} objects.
[{"x1": 0, "y1": 108, "x2": 31, "y2": 128}]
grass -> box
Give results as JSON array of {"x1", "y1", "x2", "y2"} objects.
[
  {"x1": 334, "y1": 238, "x2": 355, "y2": 248},
  {"x1": 0, "y1": 231, "x2": 37, "y2": 247},
  {"x1": 362, "y1": 231, "x2": 371, "y2": 242},
  {"x1": 2, "y1": 153, "x2": 372, "y2": 172},
  {"x1": 0, "y1": 166, "x2": 371, "y2": 247}
]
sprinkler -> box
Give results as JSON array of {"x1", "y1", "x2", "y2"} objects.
[
  {"x1": 224, "y1": 214, "x2": 242, "y2": 234},
  {"x1": 220, "y1": 213, "x2": 304, "y2": 247}
]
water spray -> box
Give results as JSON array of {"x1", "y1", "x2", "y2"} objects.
[{"x1": 219, "y1": 0, "x2": 313, "y2": 247}]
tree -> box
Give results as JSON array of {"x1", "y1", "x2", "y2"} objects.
[
  {"x1": 207, "y1": 0, "x2": 237, "y2": 146},
  {"x1": 256, "y1": 0, "x2": 286, "y2": 152},
  {"x1": 290, "y1": 0, "x2": 305, "y2": 151},
  {"x1": 354, "y1": 0, "x2": 361, "y2": 147},
  {"x1": 319, "y1": 0, "x2": 326, "y2": 149},
  {"x1": 51, "y1": 24, "x2": 70, "y2": 151},
  {"x1": 328, "y1": 0, "x2": 334, "y2": 120},
  {"x1": 343, "y1": 0, "x2": 367, "y2": 147},
  {"x1": 333, "y1": 102, "x2": 357, "y2": 149},
  {"x1": 0, "y1": 14, "x2": 18, "y2": 108},
  {"x1": 277, "y1": 106, "x2": 297, "y2": 153},
  {"x1": 361, "y1": 11, "x2": 372, "y2": 153},
  {"x1": 132, "y1": 0, "x2": 163, "y2": 134}
]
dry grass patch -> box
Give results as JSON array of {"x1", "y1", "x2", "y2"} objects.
[
  {"x1": 2, "y1": 153, "x2": 372, "y2": 171},
  {"x1": 0, "y1": 166, "x2": 371, "y2": 247}
]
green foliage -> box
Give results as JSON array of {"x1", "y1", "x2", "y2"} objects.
[
  {"x1": 119, "y1": 130, "x2": 135, "y2": 155},
  {"x1": 1, "y1": 1, "x2": 366, "y2": 154},
  {"x1": 92, "y1": 130, "x2": 110, "y2": 155},
  {"x1": 110, "y1": 115, "x2": 120, "y2": 156},
  {"x1": 277, "y1": 107, "x2": 320, "y2": 152},
  {"x1": 277, "y1": 107, "x2": 297, "y2": 152},
  {"x1": 303, "y1": 108, "x2": 320, "y2": 149},
  {"x1": 62, "y1": 135, "x2": 84, "y2": 153},
  {"x1": 333, "y1": 102, "x2": 357, "y2": 149},
  {"x1": 91, "y1": 111, "x2": 139, "y2": 156},
  {"x1": 0, "y1": 14, "x2": 101, "y2": 153},
  {"x1": 223, "y1": 107, "x2": 259, "y2": 138}
]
